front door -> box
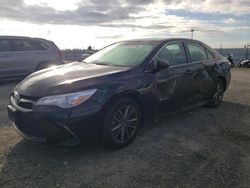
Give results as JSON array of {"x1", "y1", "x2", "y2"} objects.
[{"x1": 151, "y1": 41, "x2": 194, "y2": 114}]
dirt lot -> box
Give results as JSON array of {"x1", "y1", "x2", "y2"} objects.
[{"x1": 0, "y1": 69, "x2": 250, "y2": 188}]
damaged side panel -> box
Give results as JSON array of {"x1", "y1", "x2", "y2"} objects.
[{"x1": 151, "y1": 64, "x2": 193, "y2": 113}]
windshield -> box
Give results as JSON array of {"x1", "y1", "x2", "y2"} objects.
[{"x1": 84, "y1": 41, "x2": 157, "y2": 67}]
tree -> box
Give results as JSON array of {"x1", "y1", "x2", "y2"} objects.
[{"x1": 87, "y1": 46, "x2": 93, "y2": 51}]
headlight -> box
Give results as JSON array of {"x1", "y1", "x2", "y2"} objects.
[{"x1": 35, "y1": 89, "x2": 97, "y2": 108}]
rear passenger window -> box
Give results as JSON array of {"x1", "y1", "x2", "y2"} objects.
[
  {"x1": 206, "y1": 50, "x2": 215, "y2": 60},
  {"x1": 0, "y1": 40, "x2": 11, "y2": 52},
  {"x1": 28, "y1": 40, "x2": 50, "y2": 50},
  {"x1": 157, "y1": 42, "x2": 187, "y2": 66},
  {"x1": 12, "y1": 39, "x2": 49, "y2": 51},
  {"x1": 186, "y1": 42, "x2": 208, "y2": 62}
]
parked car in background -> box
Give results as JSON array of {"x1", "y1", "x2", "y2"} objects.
[
  {"x1": 0, "y1": 36, "x2": 63, "y2": 79},
  {"x1": 238, "y1": 59, "x2": 250, "y2": 68},
  {"x1": 80, "y1": 50, "x2": 96, "y2": 60},
  {"x1": 7, "y1": 38, "x2": 231, "y2": 149}
]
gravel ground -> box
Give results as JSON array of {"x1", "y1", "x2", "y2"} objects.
[{"x1": 0, "y1": 68, "x2": 250, "y2": 188}]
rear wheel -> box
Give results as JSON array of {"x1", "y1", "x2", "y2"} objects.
[
  {"x1": 101, "y1": 98, "x2": 142, "y2": 149},
  {"x1": 36, "y1": 62, "x2": 53, "y2": 71},
  {"x1": 246, "y1": 62, "x2": 250, "y2": 68},
  {"x1": 206, "y1": 79, "x2": 225, "y2": 108},
  {"x1": 230, "y1": 62, "x2": 234, "y2": 68}
]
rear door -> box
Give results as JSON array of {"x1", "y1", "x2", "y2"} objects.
[
  {"x1": 0, "y1": 39, "x2": 14, "y2": 78},
  {"x1": 151, "y1": 41, "x2": 195, "y2": 113},
  {"x1": 10, "y1": 39, "x2": 50, "y2": 75},
  {"x1": 184, "y1": 42, "x2": 214, "y2": 102}
]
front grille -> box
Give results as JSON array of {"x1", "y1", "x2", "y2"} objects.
[
  {"x1": 11, "y1": 93, "x2": 39, "y2": 110},
  {"x1": 19, "y1": 94, "x2": 39, "y2": 101}
]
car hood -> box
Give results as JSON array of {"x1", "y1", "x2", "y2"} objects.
[{"x1": 16, "y1": 62, "x2": 131, "y2": 97}]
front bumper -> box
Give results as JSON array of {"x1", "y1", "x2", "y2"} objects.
[{"x1": 7, "y1": 97, "x2": 101, "y2": 145}]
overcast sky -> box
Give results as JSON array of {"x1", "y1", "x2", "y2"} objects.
[{"x1": 0, "y1": 0, "x2": 250, "y2": 49}]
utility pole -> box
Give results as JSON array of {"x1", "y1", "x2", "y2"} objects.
[
  {"x1": 190, "y1": 29, "x2": 195, "y2": 39},
  {"x1": 245, "y1": 44, "x2": 250, "y2": 59}
]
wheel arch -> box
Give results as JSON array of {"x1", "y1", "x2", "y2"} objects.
[
  {"x1": 36, "y1": 61, "x2": 51, "y2": 71},
  {"x1": 217, "y1": 76, "x2": 226, "y2": 91},
  {"x1": 36, "y1": 60, "x2": 60, "y2": 71},
  {"x1": 101, "y1": 90, "x2": 145, "y2": 122}
]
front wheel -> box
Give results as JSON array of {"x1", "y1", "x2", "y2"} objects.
[
  {"x1": 206, "y1": 79, "x2": 225, "y2": 108},
  {"x1": 100, "y1": 98, "x2": 142, "y2": 149}
]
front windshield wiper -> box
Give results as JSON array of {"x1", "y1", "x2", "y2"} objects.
[
  {"x1": 89, "y1": 61, "x2": 131, "y2": 67},
  {"x1": 93, "y1": 61, "x2": 110, "y2": 66},
  {"x1": 95, "y1": 63, "x2": 109, "y2": 66}
]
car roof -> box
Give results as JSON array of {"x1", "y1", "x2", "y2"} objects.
[
  {"x1": 122, "y1": 38, "x2": 203, "y2": 44},
  {"x1": 0, "y1": 35, "x2": 51, "y2": 42}
]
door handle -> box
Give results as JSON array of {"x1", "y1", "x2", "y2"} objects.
[{"x1": 185, "y1": 69, "x2": 192, "y2": 75}]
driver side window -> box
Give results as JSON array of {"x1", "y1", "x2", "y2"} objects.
[{"x1": 157, "y1": 42, "x2": 187, "y2": 66}]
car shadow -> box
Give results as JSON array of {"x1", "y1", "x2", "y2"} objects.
[{"x1": 1, "y1": 101, "x2": 250, "y2": 187}]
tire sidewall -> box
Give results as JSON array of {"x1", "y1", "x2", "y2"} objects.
[{"x1": 207, "y1": 79, "x2": 224, "y2": 108}]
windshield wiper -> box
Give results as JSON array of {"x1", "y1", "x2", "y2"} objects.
[
  {"x1": 95, "y1": 63, "x2": 108, "y2": 66},
  {"x1": 90, "y1": 61, "x2": 129, "y2": 67},
  {"x1": 93, "y1": 61, "x2": 109, "y2": 66}
]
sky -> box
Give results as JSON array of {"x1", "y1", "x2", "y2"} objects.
[{"x1": 0, "y1": 0, "x2": 250, "y2": 49}]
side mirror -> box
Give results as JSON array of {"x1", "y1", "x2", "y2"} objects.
[
  {"x1": 144, "y1": 58, "x2": 169, "y2": 73},
  {"x1": 157, "y1": 59, "x2": 170, "y2": 70}
]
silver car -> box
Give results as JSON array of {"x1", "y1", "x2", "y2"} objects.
[{"x1": 0, "y1": 36, "x2": 63, "y2": 79}]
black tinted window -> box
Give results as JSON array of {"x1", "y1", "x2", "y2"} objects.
[
  {"x1": 12, "y1": 39, "x2": 49, "y2": 51},
  {"x1": 0, "y1": 40, "x2": 11, "y2": 52},
  {"x1": 186, "y1": 42, "x2": 208, "y2": 62},
  {"x1": 206, "y1": 50, "x2": 215, "y2": 60},
  {"x1": 157, "y1": 42, "x2": 187, "y2": 66},
  {"x1": 29, "y1": 40, "x2": 50, "y2": 50}
]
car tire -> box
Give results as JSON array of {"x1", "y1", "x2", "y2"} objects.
[
  {"x1": 206, "y1": 79, "x2": 225, "y2": 108},
  {"x1": 100, "y1": 98, "x2": 142, "y2": 149},
  {"x1": 230, "y1": 62, "x2": 234, "y2": 68}
]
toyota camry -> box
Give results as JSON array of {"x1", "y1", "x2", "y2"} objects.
[{"x1": 7, "y1": 38, "x2": 231, "y2": 148}]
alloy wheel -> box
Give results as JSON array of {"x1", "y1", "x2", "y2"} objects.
[
  {"x1": 212, "y1": 82, "x2": 224, "y2": 105},
  {"x1": 111, "y1": 104, "x2": 138, "y2": 144}
]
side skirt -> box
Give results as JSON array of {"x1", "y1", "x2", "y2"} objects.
[{"x1": 157, "y1": 101, "x2": 208, "y2": 119}]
